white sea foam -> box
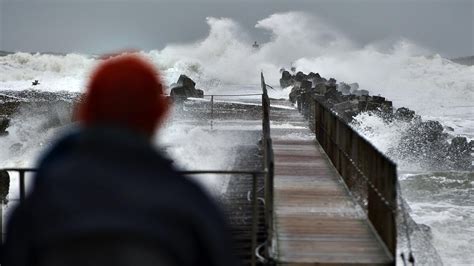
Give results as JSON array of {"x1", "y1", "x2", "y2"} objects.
[{"x1": 0, "y1": 52, "x2": 95, "y2": 92}]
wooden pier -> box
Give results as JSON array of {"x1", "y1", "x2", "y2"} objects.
[{"x1": 269, "y1": 100, "x2": 393, "y2": 265}]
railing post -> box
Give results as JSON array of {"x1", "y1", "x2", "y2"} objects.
[
  {"x1": 251, "y1": 173, "x2": 258, "y2": 266},
  {"x1": 19, "y1": 170, "x2": 25, "y2": 203},
  {"x1": 266, "y1": 139, "x2": 274, "y2": 251},
  {"x1": 210, "y1": 95, "x2": 214, "y2": 130},
  {"x1": 1, "y1": 199, "x2": 3, "y2": 243},
  {"x1": 261, "y1": 72, "x2": 275, "y2": 260}
]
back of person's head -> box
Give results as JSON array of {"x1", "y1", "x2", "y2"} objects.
[{"x1": 77, "y1": 54, "x2": 168, "y2": 138}]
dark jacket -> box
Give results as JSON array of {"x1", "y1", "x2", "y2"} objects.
[{"x1": 1, "y1": 126, "x2": 238, "y2": 266}]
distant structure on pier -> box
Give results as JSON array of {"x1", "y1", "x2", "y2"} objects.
[{"x1": 252, "y1": 41, "x2": 259, "y2": 49}]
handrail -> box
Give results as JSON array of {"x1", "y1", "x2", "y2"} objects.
[
  {"x1": 194, "y1": 93, "x2": 263, "y2": 130},
  {"x1": 309, "y1": 96, "x2": 397, "y2": 257},
  {"x1": 203, "y1": 93, "x2": 262, "y2": 97},
  {"x1": 0, "y1": 168, "x2": 265, "y2": 266},
  {"x1": 260, "y1": 73, "x2": 274, "y2": 261}
]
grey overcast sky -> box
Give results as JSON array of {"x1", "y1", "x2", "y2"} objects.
[{"x1": 0, "y1": 0, "x2": 473, "y2": 57}]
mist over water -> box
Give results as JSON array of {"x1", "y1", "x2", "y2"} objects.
[{"x1": 1, "y1": 11, "x2": 473, "y2": 265}]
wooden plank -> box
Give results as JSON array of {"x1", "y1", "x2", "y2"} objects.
[{"x1": 269, "y1": 101, "x2": 393, "y2": 265}]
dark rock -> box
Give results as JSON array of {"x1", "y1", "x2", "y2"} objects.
[
  {"x1": 447, "y1": 137, "x2": 471, "y2": 170},
  {"x1": 333, "y1": 100, "x2": 359, "y2": 113},
  {"x1": 177, "y1": 74, "x2": 195, "y2": 88},
  {"x1": 307, "y1": 72, "x2": 319, "y2": 79},
  {"x1": 372, "y1": 96, "x2": 385, "y2": 103},
  {"x1": 300, "y1": 80, "x2": 312, "y2": 90},
  {"x1": 289, "y1": 79, "x2": 313, "y2": 104},
  {"x1": 289, "y1": 86, "x2": 299, "y2": 103},
  {"x1": 418, "y1": 121, "x2": 445, "y2": 142},
  {"x1": 0, "y1": 117, "x2": 10, "y2": 136},
  {"x1": 324, "y1": 85, "x2": 343, "y2": 103},
  {"x1": 395, "y1": 107, "x2": 416, "y2": 122},
  {"x1": 0, "y1": 170, "x2": 10, "y2": 203},
  {"x1": 383, "y1": 101, "x2": 393, "y2": 108},
  {"x1": 170, "y1": 75, "x2": 204, "y2": 101},
  {"x1": 280, "y1": 70, "x2": 294, "y2": 88},
  {"x1": 445, "y1": 126, "x2": 454, "y2": 132},
  {"x1": 0, "y1": 102, "x2": 20, "y2": 117},
  {"x1": 294, "y1": 71, "x2": 307, "y2": 82},
  {"x1": 310, "y1": 73, "x2": 324, "y2": 87},
  {"x1": 397, "y1": 120, "x2": 448, "y2": 169},
  {"x1": 313, "y1": 83, "x2": 329, "y2": 95}
]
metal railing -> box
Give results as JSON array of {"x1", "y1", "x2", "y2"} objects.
[
  {"x1": 260, "y1": 73, "x2": 274, "y2": 260},
  {"x1": 203, "y1": 93, "x2": 262, "y2": 129},
  {"x1": 309, "y1": 96, "x2": 397, "y2": 257},
  {"x1": 0, "y1": 168, "x2": 266, "y2": 266}
]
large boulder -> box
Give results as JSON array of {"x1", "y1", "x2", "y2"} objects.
[
  {"x1": 0, "y1": 117, "x2": 10, "y2": 136},
  {"x1": 397, "y1": 120, "x2": 449, "y2": 169},
  {"x1": 447, "y1": 137, "x2": 472, "y2": 170},
  {"x1": 310, "y1": 73, "x2": 325, "y2": 87},
  {"x1": 279, "y1": 70, "x2": 294, "y2": 88},
  {"x1": 170, "y1": 75, "x2": 204, "y2": 101},
  {"x1": 0, "y1": 170, "x2": 10, "y2": 203},
  {"x1": 294, "y1": 71, "x2": 307, "y2": 82},
  {"x1": 395, "y1": 107, "x2": 416, "y2": 122}
]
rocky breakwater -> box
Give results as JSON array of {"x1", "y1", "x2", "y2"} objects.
[
  {"x1": 0, "y1": 74, "x2": 203, "y2": 139},
  {"x1": 280, "y1": 70, "x2": 473, "y2": 171},
  {"x1": 0, "y1": 90, "x2": 81, "y2": 137}
]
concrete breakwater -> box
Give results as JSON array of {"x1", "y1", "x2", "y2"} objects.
[{"x1": 281, "y1": 69, "x2": 473, "y2": 171}]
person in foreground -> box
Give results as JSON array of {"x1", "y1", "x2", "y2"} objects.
[{"x1": 1, "y1": 54, "x2": 239, "y2": 266}]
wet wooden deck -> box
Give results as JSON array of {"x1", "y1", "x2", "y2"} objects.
[{"x1": 269, "y1": 100, "x2": 393, "y2": 265}]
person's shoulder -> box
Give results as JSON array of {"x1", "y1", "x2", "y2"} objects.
[
  {"x1": 153, "y1": 162, "x2": 218, "y2": 203},
  {"x1": 36, "y1": 126, "x2": 82, "y2": 169},
  {"x1": 175, "y1": 172, "x2": 223, "y2": 212}
]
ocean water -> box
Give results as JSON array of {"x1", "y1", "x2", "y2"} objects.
[{"x1": 1, "y1": 11, "x2": 473, "y2": 265}]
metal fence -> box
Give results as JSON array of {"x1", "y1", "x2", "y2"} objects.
[
  {"x1": 260, "y1": 73, "x2": 274, "y2": 260},
  {"x1": 309, "y1": 96, "x2": 397, "y2": 256},
  {"x1": 0, "y1": 169, "x2": 265, "y2": 265}
]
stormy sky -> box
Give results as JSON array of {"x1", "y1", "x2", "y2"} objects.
[{"x1": 0, "y1": 0, "x2": 473, "y2": 57}]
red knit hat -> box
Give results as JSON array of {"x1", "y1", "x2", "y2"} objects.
[{"x1": 77, "y1": 54, "x2": 168, "y2": 136}]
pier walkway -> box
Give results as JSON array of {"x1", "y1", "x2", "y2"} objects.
[{"x1": 269, "y1": 100, "x2": 393, "y2": 265}]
